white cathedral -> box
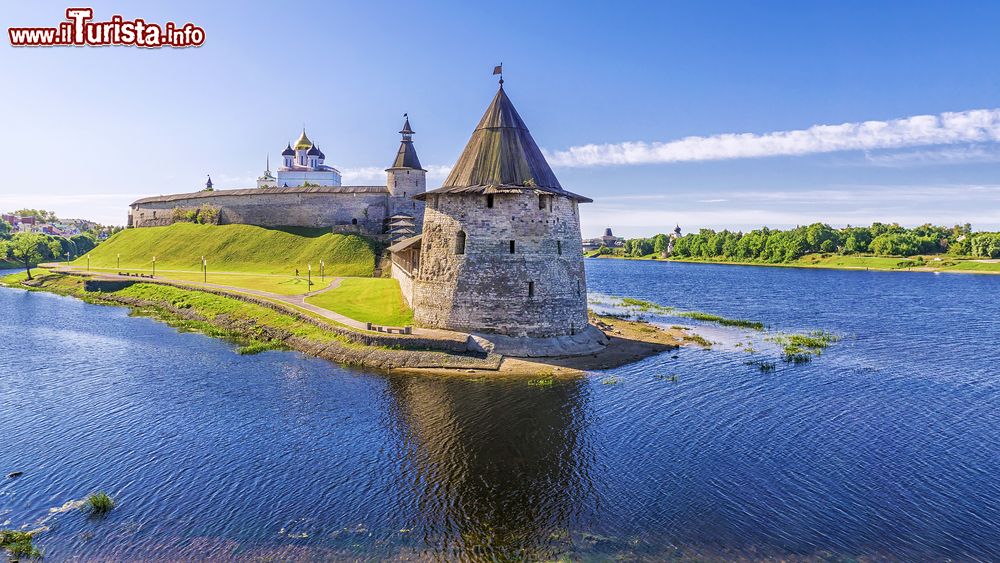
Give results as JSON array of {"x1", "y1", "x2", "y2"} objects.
[{"x1": 257, "y1": 129, "x2": 342, "y2": 188}]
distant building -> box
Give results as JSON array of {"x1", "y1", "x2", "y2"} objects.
[
  {"x1": 128, "y1": 117, "x2": 427, "y2": 241},
  {"x1": 256, "y1": 155, "x2": 276, "y2": 189},
  {"x1": 582, "y1": 228, "x2": 625, "y2": 251},
  {"x1": 664, "y1": 224, "x2": 682, "y2": 256},
  {"x1": 276, "y1": 129, "x2": 341, "y2": 187}
]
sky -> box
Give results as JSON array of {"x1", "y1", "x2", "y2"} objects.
[{"x1": 2, "y1": 0, "x2": 1000, "y2": 237}]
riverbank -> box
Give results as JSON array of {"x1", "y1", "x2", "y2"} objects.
[
  {"x1": 587, "y1": 253, "x2": 1000, "y2": 274},
  {"x1": 1, "y1": 270, "x2": 702, "y2": 376}
]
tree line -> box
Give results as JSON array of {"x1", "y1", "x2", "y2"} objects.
[
  {"x1": 604, "y1": 222, "x2": 1000, "y2": 262},
  {"x1": 1, "y1": 220, "x2": 99, "y2": 279}
]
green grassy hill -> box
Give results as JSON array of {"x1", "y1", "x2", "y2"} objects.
[{"x1": 74, "y1": 223, "x2": 376, "y2": 277}]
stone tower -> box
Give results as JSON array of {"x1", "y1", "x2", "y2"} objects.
[
  {"x1": 412, "y1": 84, "x2": 592, "y2": 338},
  {"x1": 386, "y1": 114, "x2": 427, "y2": 228}
]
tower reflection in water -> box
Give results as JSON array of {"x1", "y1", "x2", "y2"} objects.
[{"x1": 382, "y1": 374, "x2": 594, "y2": 560}]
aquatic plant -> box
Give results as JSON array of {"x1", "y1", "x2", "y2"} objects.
[
  {"x1": 745, "y1": 359, "x2": 777, "y2": 373},
  {"x1": 768, "y1": 331, "x2": 840, "y2": 363},
  {"x1": 528, "y1": 377, "x2": 554, "y2": 387},
  {"x1": 0, "y1": 530, "x2": 42, "y2": 560},
  {"x1": 620, "y1": 297, "x2": 675, "y2": 313},
  {"x1": 82, "y1": 492, "x2": 115, "y2": 515},
  {"x1": 600, "y1": 376, "x2": 621, "y2": 385},
  {"x1": 677, "y1": 311, "x2": 765, "y2": 330},
  {"x1": 237, "y1": 341, "x2": 283, "y2": 355},
  {"x1": 682, "y1": 334, "x2": 713, "y2": 348}
]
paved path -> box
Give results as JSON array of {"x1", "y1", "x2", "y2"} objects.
[{"x1": 48, "y1": 265, "x2": 469, "y2": 341}]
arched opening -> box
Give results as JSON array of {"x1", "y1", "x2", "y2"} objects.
[
  {"x1": 528, "y1": 281, "x2": 535, "y2": 298},
  {"x1": 351, "y1": 218, "x2": 358, "y2": 225},
  {"x1": 486, "y1": 194, "x2": 495, "y2": 208},
  {"x1": 455, "y1": 230, "x2": 466, "y2": 255},
  {"x1": 509, "y1": 240, "x2": 515, "y2": 254},
  {"x1": 557, "y1": 240, "x2": 562, "y2": 255}
]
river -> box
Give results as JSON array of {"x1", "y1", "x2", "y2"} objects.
[{"x1": 2, "y1": 260, "x2": 999, "y2": 561}]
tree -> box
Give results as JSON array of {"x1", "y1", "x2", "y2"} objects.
[
  {"x1": 2, "y1": 233, "x2": 51, "y2": 280},
  {"x1": 12, "y1": 209, "x2": 58, "y2": 222},
  {"x1": 0, "y1": 220, "x2": 10, "y2": 240},
  {"x1": 70, "y1": 234, "x2": 96, "y2": 255},
  {"x1": 652, "y1": 233, "x2": 669, "y2": 256}
]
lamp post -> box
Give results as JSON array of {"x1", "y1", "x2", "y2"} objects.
[
  {"x1": 86, "y1": 255, "x2": 90, "y2": 271},
  {"x1": 320, "y1": 259, "x2": 325, "y2": 281},
  {"x1": 308, "y1": 263, "x2": 312, "y2": 287},
  {"x1": 202, "y1": 257, "x2": 207, "y2": 283},
  {"x1": 152, "y1": 256, "x2": 156, "y2": 278},
  {"x1": 117, "y1": 253, "x2": 120, "y2": 270}
]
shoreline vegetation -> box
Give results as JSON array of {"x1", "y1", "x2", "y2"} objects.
[
  {"x1": 597, "y1": 295, "x2": 839, "y2": 364},
  {"x1": 587, "y1": 221, "x2": 1000, "y2": 275},
  {"x1": 0, "y1": 269, "x2": 706, "y2": 377}
]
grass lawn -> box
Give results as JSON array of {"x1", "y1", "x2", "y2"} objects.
[
  {"x1": 0, "y1": 269, "x2": 49, "y2": 284},
  {"x1": 668, "y1": 253, "x2": 1000, "y2": 274},
  {"x1": 85, "y1": 267, "x2": 335, "y2": 295},
  {"x1": 939, "y1": 260, "x2": 1000, "y2": 272},
  {"x1": 306, "y1": 277, "x2": 413, "y2": 326},
  {"x1": 791, "y1": 254, "x2": 917, "y2": 269},
  {"x1": 73, "y1": 223, "x2": 376, "y2": 276}
]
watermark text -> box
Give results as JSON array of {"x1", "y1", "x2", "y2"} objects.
[{"x1": 9, "y1": 8, "x2": 205, "y2": 48}]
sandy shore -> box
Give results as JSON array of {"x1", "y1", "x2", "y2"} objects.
[{"x1": 393, "y1": 314, "x2": 709, "y2": 377}]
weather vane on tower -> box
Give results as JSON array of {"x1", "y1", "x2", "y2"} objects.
[{"x1": 493, "y1": 62, "x2": 503, "y2": 86}]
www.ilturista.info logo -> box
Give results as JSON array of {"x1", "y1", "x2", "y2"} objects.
[{"x1": 8, "y1": 8, "x2": 205, "y2": 48}]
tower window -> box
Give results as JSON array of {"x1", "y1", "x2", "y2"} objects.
[
  {"x1": 509, "y1": 240, "x2": 515, "y2": 254},
  {"x1": 352, "y1": 218, "x2": 358, "y2": 225},
  {"x1": 528, "y1": 281, "x2": 535, "y2": 298},
  {"x1": 455, "y1": 230, "x2": 466, "y2": 255},
  {"x1": 486, "y1": 194, "x2": 494, "y2": 208},
  {"x1": 539, "y1": 195, "x2": 545, "y2": 209},
  {"x1": 557, "y1": 240, "x2": 562, "y2": 255}
]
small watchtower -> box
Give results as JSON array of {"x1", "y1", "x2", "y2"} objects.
[
  {"x1": 412, "y1": 82, "x2": 592, "y2": 338},
  {"x1": 386, "y1": 114, "x2": 427, "y2": 228}
]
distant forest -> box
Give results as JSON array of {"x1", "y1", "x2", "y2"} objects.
[{"x1": 608, "y1": 223, "x2": 1000, "y2": 262}]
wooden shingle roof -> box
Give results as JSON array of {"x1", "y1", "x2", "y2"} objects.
[{"x1": 416, "y1": 86, "x2": 591, "y2": 203}]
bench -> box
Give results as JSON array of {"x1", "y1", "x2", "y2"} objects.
[{"x1": 366, "y1": 322, "x2": 412, "y2": 335}]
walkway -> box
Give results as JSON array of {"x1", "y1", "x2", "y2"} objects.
[{"x1": 47, "y1": 265, "x2": 469, "y2": 341}]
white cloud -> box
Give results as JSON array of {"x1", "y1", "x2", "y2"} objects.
[
  {"x1": 545, "y1": 108, "x2": 1000, "y2": 167},
  {"x1": 580, "y1": 183, "x2": 1000, "y2": 235},
  {"x1": 862, "y1": 145, "x2": 1000, "y2": 167},
  {"x1": 340, "y1": 164, "x2": 452, "y2": 184}
]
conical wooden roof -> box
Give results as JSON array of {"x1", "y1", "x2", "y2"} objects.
[{"x1": 418, "y1": 86, "x2": 591, "y2": 202}]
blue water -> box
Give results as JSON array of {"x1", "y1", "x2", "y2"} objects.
[{"x1": 2, "y1": 261, "x2": 1000, "y2": 561}]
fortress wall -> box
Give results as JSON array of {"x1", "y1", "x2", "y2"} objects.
[
  {"x1": 390, "y1": 261, "x2": 415, "y2": 307},
  {"x1": 412, "y1": 192, "x2": 589, "y2": 338},
  {"x1": 130, "y1": 191, "x2": 391, "y2": 232}
]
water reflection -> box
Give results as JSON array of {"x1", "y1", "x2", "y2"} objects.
[{"x1": 383, "y1": 375, "x2": 593, "y2": 560}]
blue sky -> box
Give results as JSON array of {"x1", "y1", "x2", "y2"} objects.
[{"x1": 2, "y1": 0, "x2": 1000, "y2": 236}]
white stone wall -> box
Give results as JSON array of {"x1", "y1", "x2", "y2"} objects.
[
  {"x1": 275, "y1": 169, "x2": 342, "y2": 187},
  {"x1": 131, "y1": 191, "x2": 390, "y2": 232},
  {"x1": 412, "y1": 191, "x2": 589, "y2": 338},
  {"x1": 391, "y1": 261, "x2": 415, "y2": 307}
]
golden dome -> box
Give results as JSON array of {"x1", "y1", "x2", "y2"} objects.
[{"x1": 293, "y1": 129, "x2": 312, "y2": 150}]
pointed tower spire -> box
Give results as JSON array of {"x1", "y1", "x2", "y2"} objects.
[
  {"x1": 390, "y1": 113, "x2": 422, "y2": 169},
  {"x1": 441, "y1": 85, "x2": 562, "y2": 191}
]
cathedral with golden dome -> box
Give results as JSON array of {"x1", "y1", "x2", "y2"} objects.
[{"x1": 256, "y1": 129, "x2": 343, "y2": 188}]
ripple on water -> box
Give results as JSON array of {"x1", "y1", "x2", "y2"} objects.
[{"x1": 2, "y1": 261, "x2": 1000, "y2": 560}]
